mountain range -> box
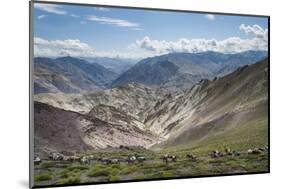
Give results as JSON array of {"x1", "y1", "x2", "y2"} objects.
[
  {"x1": 34, "y1": 51, "x2": 267, "y2": 94},
  {"x1": 111, "y1": 50, "x2": 267, "y2": 91},
  {"x1": 34, "y1": 56, "x2": 118, "y2": 94},
  {"x1": 34, "y1": 57, "x2": 268, "y2": 157},
  {"x1": 84, "y1": 57, "x2": 137, "y2": 74}
]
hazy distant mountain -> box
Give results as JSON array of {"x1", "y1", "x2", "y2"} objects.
[
  {"x1": 112, "y1": 60, "x2": 181, "y2": 87},
  {"x1": 85, "y1": 57, "x2": 138, "y2": 74},
  {"x1": 111, "y1": 51, "x2": 267, "y2": 90},
  {"x1": 34, "y1": 56, "x2": 118, "y2": 94}
]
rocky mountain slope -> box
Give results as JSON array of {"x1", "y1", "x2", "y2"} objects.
[
  {"x1": 33, "y1": 57, "x2": 268, "y2": 155},
  {"x1": 34, "y1": 101, "x2": 160, "y2": 158},
  {"x1": 34, "y1": 56, "x2": 118, "y2": 94},
  {"x1": 34, "y1": 102, "x2": 92, "y2": 158},
  {"x1": 111, "y1": 51, "x2": 267, "y2": 90},
  {"x1": 34, "y1": 83, "x2": 166, "y2": 156},
  {"x1": 147, "y1": 58, "x2": 268, "y2": 149},
  {"x1": 34, "y1": 83, "x2": 167, "y2": 121}
]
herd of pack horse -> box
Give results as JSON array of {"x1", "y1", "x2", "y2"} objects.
[{"x1": 34, "y1": 146, "x2": 268, "y2": 167}]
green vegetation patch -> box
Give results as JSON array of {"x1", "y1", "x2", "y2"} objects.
[
  {"x1": 67, "y1": 165, "x2": 89, "y2": 172},
  {"x1": 58, "y1": 176, "x2": 81, "y2": 185},
  {"x1": 87, "y1": 164, "x2": 120, "y2": 177},
  {"x1": 109, "y1": 175, "x2": 121, "y2": 181},
  {"x1": 162, "y1": 171, "x2": 175, "y2": 178},
  {"x1": 35, "y1": 172, "x2": 53, "y2": 182}
]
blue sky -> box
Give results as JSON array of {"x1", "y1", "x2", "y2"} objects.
[{"x1": 33, "y1": 2, "x2": 268, "y2": 58}]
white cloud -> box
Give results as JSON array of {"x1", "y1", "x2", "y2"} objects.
[
  {"x1": 132, "y1": 24, "x2": 268, "y2": 54},
  {"x1": 34, "y1": 24, "x2": 268, "y2": 59},
  {"x1": 34, "y1": 37, "x2": 146, "y2": 59},
  {"x1": 205, "y1": 14, "x2": 215, "y2": 21},
  {"x1": 37, "y1": 15, "x2": 46, "y2": 20},
  {"x1": 34, "y1": 4, "x2": 67, "y2": 15},
  {"x1": 34, "y1": 3, "x2": 82, "y2": 19},
  {"x1": 34, "y1": 37, "x2": 95, "y2": 57},
  {"x1": 239, "y1": 24, "x2": 268, "y2": 39},
  {"x1": 87, "y1": 15, "x2": 141, "y2": 30}
]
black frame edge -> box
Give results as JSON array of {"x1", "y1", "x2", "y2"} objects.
[
  {"x1": 29, "y1": 1, "x2": 35, "y2": 188},
  {"x1": 32, "y1": 0, "x2": 270, "y2": 18}
]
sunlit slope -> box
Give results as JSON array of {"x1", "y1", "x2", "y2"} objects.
[{"x1": 152, "y1": 58, "x2": 268, "y2": 151}]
